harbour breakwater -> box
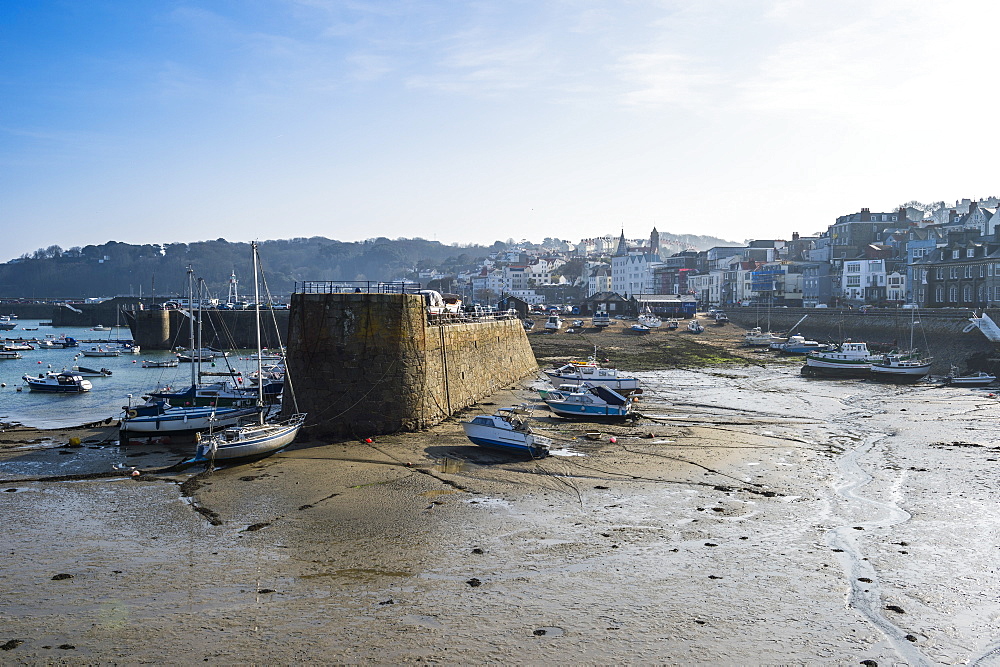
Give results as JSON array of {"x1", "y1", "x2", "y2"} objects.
[
  {"x1": 725, "y1": 307, "x2": 1000, "y2": 374},
  {"x1": 284, "y1": 292, "x2": 537, "y2": 439}
]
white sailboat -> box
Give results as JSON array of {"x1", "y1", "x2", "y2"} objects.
[{"x1": 195, "y1": 242, "x2": 306, "y2": 463}]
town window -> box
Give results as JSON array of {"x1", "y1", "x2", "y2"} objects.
[
  {"x1": 950, "y1": 267, "x2": 959, "y2": 279},
  {"x1": 967, "y1": 248, "x2": 975, "y2": 258},
  {"x1": 964, "y1": 285, "x2": 973, "y2": 302},
  {"x1": 964, "y1": 266, "x2": 973, "y2": 279},
  {"x1": 952, "y1": 250, "x2": 960, "y2": 259},
  {"x1": 949, "y1": 286, "x2": 958, "y2": 302}
]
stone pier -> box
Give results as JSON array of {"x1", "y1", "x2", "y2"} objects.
[{"x1": 285, "y1": 293, "x2": 538, "y2": 438}]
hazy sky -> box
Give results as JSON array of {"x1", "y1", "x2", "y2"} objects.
[{"x1": 3, "y1": 1, "x2": 996, "y2": 262}]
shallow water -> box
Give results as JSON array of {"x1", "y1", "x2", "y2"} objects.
[{"x1": 0, "y1": 320, "x2": 257, "y2": 428}]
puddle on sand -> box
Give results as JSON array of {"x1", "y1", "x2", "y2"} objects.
[
  {"x1": 421, "y1": 489, "x2": 459, "y2": 498},
  {"x1": 434, "y1": 457, "x2": 465, "y2": 474}
]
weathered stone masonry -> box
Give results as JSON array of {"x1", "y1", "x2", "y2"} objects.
[{"x1": 285, "y1": 293, "x2": 537, "y2": 438}]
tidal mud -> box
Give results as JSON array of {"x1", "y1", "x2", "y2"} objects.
[{"x1": 2, "y1": 364, "x2": 1000, "y2": 663}]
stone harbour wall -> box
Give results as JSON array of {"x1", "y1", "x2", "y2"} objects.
[{"x1": 285, "y1": 293, "x2": 537, "y2": 439}]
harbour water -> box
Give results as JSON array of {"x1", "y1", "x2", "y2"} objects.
[
  {"x1": 3, "y1": 361, "x2": 1000, "y2": 663},
  {"x1": 0, "y1": 320, "x2": 258, "y2": 428}
]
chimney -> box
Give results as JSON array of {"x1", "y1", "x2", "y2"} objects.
[
  {"x1": 861, "y1": 208, "x2": 871, "y2": 221},
  {"x1": 792, "y1": 232, "x2": 800, "y2": 241}
]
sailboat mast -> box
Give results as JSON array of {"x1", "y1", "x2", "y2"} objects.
[
  {"x1": 253, "y1": 242, "x2": 264, "y2": 423},
  {"x1": 187, "y1": 266, "x2": 196, "y2": 387}
]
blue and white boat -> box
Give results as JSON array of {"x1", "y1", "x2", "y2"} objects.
[
  {"x1": 461, "y1": 406, "x2": 551, "y2": 458},
  {"x1": 540, "y1": 383, "x2": 635, "y2": 421},
  {"x1": 543, "y1": 355, "x2": 641, "y2": 394},
  {"x1": 119, "y1": 400, "x2": 262, "y2": 438},
  {"x1": 22, "y1": 370, "x2": 92, "y2": 393}
]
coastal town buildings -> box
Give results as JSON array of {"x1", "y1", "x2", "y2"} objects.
[{"x1": 447, "y1": 196, "x2": 1000, "y2": 313}]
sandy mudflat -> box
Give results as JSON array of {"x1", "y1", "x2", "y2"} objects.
[{"x1": 2, "y1": 335, "x2": 1000, "y2": 664}]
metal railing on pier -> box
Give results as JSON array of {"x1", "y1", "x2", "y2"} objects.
[
  {"x1": 427, "y1": 309, "x2": 520, "y2": 326},
  {"x1": 294, "y1": 281, "x2": 419, "y2": 294}
]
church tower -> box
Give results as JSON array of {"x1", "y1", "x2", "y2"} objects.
[
  {"x1": 614, "y1": 229, "x2": 628, "y2": 256},
  {"x1": 650, "y1": 227, "x2": 660, "y2": 256}
]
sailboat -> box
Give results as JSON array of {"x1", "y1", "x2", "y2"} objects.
[
  {"x1": 119, "y1": 267, "x2": 261, "y2": 439},
  {"x1": 194, "y1": 241, "x2": 306, "y2": 463},
  {"x1": 870, "y1": 308, "x2": 932, "y2": 383}
]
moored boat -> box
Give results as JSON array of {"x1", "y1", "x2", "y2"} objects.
[
  {"x1": 22, "y1": 370, "x2": 93, "y2": 393},
  {"x1": 592, "y1": 311, "x2": 611, "y2": 328},
  {"x1": 627, "y1": 323, "x2": 650, "y2": 335},
  {"x1": 543, "y1": 359, "x2": 641, "y2": 393},
  {"x1": 743, "y1": 326, "x2": 785, "y2": 347},
  {"x1": 637, "y1": 308, "x2": 662, "y2": 329},
  {"x1": 771, "y1": 335, "x2": 834, "y2": 355},
  {"x1": 870, "y1": 352, "x2": 932, "y2": 383},
  {"x1": 687, "y1": 319, "x2": 704, "y2": 333},
  {"x1": 460, "y1": 406, "x2": 551, "y2": 458},
  {"x1": 71, "y1": 365, "x2": 113, "y2": 377},
  {"x1": 142, "y1": 358, "x2": 180, "y2": 368},
  {"x1": 81, "y1": 346, "x2": 121, "y2": 357},
  {"x1": 802, "y1": 341, "x2": 878, "y2": 377},
  {"x1": 944, "y1": 366, "x2": 997, "y2": 387},
  {"x1": 543, "y1": 315, "x2": 563, "y2": 332},
  {"x1": 540, "y1": 383, "x2": 635, "y2": 421}
]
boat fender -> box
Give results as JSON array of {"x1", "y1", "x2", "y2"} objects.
[{"x1": 127, "y1": 409, "x2": 138, "y2": 418}]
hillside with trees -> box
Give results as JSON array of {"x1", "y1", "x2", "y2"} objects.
[{"x1": 0, "y1": 231, "x2": 733, "y2": 299}]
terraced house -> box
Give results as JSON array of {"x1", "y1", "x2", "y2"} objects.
[{"x1": 915, "y1": 235, "x2": 1000, "y2": 309}]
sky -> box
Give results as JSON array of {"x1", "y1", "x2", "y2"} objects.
[{"x1": 2, "y1": 0, "x2": 997, "y2": 262}]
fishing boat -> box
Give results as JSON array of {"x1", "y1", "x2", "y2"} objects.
[
  {"x1": 592, "y1": 311, "x2": 611, "y2": 328},
  {"x1": 944, "y1": 366, "x2": 996, "y2": 387},
  {"x1": 22, "y1": 370, "x2": 92, "y2": 393},
  {"x1": 665, "y1": 319, "x2": 679, "y2": 330},
  {"x1": 540, "y1": 383, "x2": 635, "y2": 420},
  {"x1": 460, "y1": 406, "x2": 551, "y2": 458},
  {"x1": 687, "y1": 319, "x2": 704, "y2": 333},
  {"x1": 802, "y1": 341, "x2": 878, "y2": 377},
  {"x1": 194, "y1": 242, "x2": 306, "y2": 463},
  {"x1": 543, "y1": 356, "x2": 641, "y2": 394}
]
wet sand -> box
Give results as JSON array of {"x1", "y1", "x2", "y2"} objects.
[{"x1": 3, "y1": 336, "x2": 1000, "y2": 663}]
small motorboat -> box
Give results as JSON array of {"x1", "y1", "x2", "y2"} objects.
[
  {"x1": 81, "y1": 346, "x2": 121, "y2": 357},
  {"x1": 540, "y1": 383, "x2": 635, "y2": 421},
  {"x1": 714, "y1": 311, "x2": 729, "y2": 324},
  {"x1": 543, "y1": 315, "x2": 563, "y2": 332},
  {"x1": 523, "y1": 319, "x2": 535, "y2": 331},
  {"x1": 142, "y1": 358, "x2": 180, "y2": 368},
  {"x1": 627, "y1": 324, "x2": 650, "y2": 335},
  {"x1": 592, "y1": 311, "x2": 611, "y2": 328},
  {"x1": 0, "y1": 350, "x2": 22, "y2": 360},
  {"x1": 944, "y1": 366, "x2": 997, "y2": 387},
  {"x1": 460, "y1": 406, "x2": 551, "y2": 458},
  {"x1": 666, "y1": 319, "x2": 679, "y2": 330},
  {"x1": 71, "y1": 365, "x2": 113, "y2": 377},
  {"x1": 869, "y1": 352, "x2": 932, "y2": 383},
  {"x1": 687, "y1": 320, "x2": 704, "y2": 333},
  {"x1": 22, "y1": 371, "x2": 93, "y2": 393},
  {"x1": 543, "y1": 358, "x2": 641, "y2": 393}
]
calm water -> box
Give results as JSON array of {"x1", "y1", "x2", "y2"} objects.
[{"x1": 0, "y1": 320, "x2": 259, "y2": 428}]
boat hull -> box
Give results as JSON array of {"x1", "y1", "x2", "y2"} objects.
[
  {"x1": 870, "y1": 365, "x2": 931, "y2": 383},
  {"x1": 544, "y1": 401, "x2": 632, "y2": 421},
  {"x1": 461, "y1": 422, "x2": 548, "y2": 458},
  {"x1": 120, "y1": 406, "x2": 261, "y2": 436},
  {"x1": 802, "y1": 360, "x2": 873, "y2": 377},
  {"x1": 195, "y1": 417, "x2": 304, "y2": 462}
]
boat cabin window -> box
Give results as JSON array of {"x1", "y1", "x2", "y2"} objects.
[{"x1": 472, "y1": 417, "x2": 493, "y2": 426}]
